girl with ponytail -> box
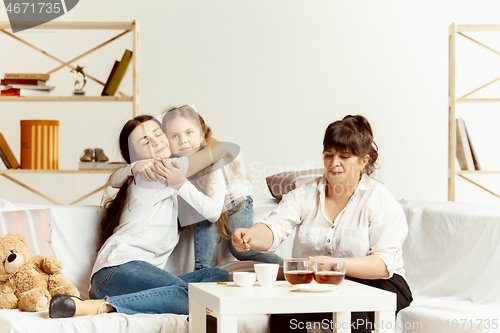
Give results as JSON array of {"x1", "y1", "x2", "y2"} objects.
[
  {"x1": 162, "y1": 105, "x2": 283, "y2": 269},
  {"x1": 110, "y1": 105, "x2": 282, "y2": 270}
]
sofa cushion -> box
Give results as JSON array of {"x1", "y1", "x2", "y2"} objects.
[
  {"x1": 265, "y1": 169, "x2": 323, "y2": 200},
  {"x1": 49, "y1": 205, "x2": 104, "y2": 300},
  {"x1": 0, "y1": 209, "x2": 54, "y2": 257}
]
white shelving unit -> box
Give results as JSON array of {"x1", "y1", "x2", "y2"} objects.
[
  {"x1": 0, "y1": 21, "x2": 140, "y2": 204},
  {"x1": 448, "y1": 23, "x2": 500, "y2": 201}
]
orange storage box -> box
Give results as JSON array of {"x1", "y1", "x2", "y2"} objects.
[{"x1": 20, "y1": 120, "x2": 59, "y2": 170}]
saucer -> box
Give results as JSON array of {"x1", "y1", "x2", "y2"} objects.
[{"x1": 291, "y1": 284, "x2": 338, "y2": 293}]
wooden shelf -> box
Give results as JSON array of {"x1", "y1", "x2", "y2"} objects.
[
  {"x1": 0, "y1": 21, "x2": 134, "y2": 30},
  {"x1": 0, "y1": 169, "x2": 119, "y2": 174},
  {"x1": 457, "y1": 98, "x2": 500, "y2": 102},
  {"x1": 0, "y1": 20, "x2": 140, "y2": 115},
  {"x1": 0, "y1": 96, "x2": 132, "y2": 102},
  {"x1": 457, "y1": 25, "x2": 500, "y2": 32},
  {"x1": 455, "y1": 171, "x2": 500, "y2": 175}
]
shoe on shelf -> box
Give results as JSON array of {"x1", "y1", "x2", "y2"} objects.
[
  {"x1": 94, "y1": 148, "x2": 109, "y2": 162},
  {"x1": 80, "y1": 148, "x2": 94, "y2": 162},
  {"x1": 206, "y1": 314, "x2": 217, "y2": 333},
  {"x1": 49, "y1": 294, "x2": 83, "y2": 318},
  {"x1": 186, "y1": 313, "x2": 218, "y2": 333}
]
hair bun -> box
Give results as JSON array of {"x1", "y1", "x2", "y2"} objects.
[{"x1": 353, "y1": 115, "x2": 373, "y2": 137}]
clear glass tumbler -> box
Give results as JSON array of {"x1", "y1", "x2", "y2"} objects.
[
  {"x1": 283, "y1": 258, "x2": 316, "y2": 285},
  {"x1": 314, "y1": 260, "x2": 346, "y2": 285}
]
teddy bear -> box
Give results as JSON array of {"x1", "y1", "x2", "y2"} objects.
[{"x1": 0, "y1": 233, "x2": 80, "y2": 312}]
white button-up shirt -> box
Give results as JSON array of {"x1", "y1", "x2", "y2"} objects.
[
  {"x1": 92, "y1": 157, "x2": 190, "y2": 277},
  {"x1": 261, "y1": 174, "x2": 408, "y2": 278}
]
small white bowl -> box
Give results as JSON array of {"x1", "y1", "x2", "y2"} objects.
[{"x1": 233, "y1": 272, "x2": 256, "y2": 287}]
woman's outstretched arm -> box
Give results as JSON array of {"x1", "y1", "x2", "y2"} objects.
[
  {"x1": 232, "y1": 189, "x2": 303, "y2": 252},
  {"x1": 232, "y1": 223, "x2": 275, "y2": 252}
]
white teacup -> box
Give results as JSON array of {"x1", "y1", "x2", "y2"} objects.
[
  {"x1": 233, "y1": 272, "x2": 256, "y2": 287},
  {"x1": 254, "y1": 264, "x2": 279, "y2": 287}
]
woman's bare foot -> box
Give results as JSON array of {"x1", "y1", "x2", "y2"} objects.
[{"x1": 73, "y1": 298, "x2": 115, "y2": 316}]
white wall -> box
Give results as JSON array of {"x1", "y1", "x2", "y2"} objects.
[{"x1": 0, "y1": 0, "x2": 499, "y2": 206}]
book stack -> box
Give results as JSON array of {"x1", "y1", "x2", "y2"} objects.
[
  {"x1": 1, "y1": 73, "x2": 55, "y2": 96},
  {"x1": 456, "y1": 118, "x2": 481, "y2": 171}
]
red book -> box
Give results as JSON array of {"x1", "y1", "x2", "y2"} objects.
[
  {"x1": 1, "y1": 88, "x2": 49, "y2": 96},
  {"x1": 1, "y1": 79, "x2": 46, "y2": 86},
  {"x1": 1, "y1": 89, "x2": 20, "y2": 96}
]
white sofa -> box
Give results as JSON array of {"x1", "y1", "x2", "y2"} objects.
[
  {"x1": 0, "y1": 198, "x2": 292, "y2": 333},
  {"x1": 1, "y1": 198, "x2": 499, "y2": 333},
  {"x1": 396, "y1": 200, "x2": 500, "y2": 333}
]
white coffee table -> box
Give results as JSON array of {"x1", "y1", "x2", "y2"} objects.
[{"x1": 189, "y1": 280, "x2": 396, "y2": 333}]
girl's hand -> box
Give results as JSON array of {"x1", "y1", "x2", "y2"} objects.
[
  {"x1": 132, "y1": 157, "x2": 162, "y2": 182},
  {"x1": 232, "y1": 228, "x2": 252, "y2": 252},
  {"x1": 161, "y1": 161, "x2": 187, "y2": 189}
]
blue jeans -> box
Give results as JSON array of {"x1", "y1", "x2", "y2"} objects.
[
  {"x1": 194, "y1": 196, "x2": 283, "y2": 270},
  {"x1": 194, "y1": 216, "x2": 217, "y2": 270},
  {"x1": 90, "y1": 260, "x2": 229, "y2": 315}
]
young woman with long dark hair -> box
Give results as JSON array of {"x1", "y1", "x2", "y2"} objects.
[{"x1": 48, "y1": 115, "x2": 229, "y2": 320}]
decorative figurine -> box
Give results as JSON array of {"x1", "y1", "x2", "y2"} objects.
[{"x1": 71, "y1": 65, "x2": 87, "y2": 95}]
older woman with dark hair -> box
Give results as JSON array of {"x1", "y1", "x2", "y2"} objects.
[{"x1": 232, "y1": 115, "x2": 412, "y2": 333}]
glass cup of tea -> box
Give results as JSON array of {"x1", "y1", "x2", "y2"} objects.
[
  {"x1": 314, "y1": 260, "x2": 346, "y2": 285},
  {"x1": 283, "y1": 258, "x2": 316, "y2": 285}
]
